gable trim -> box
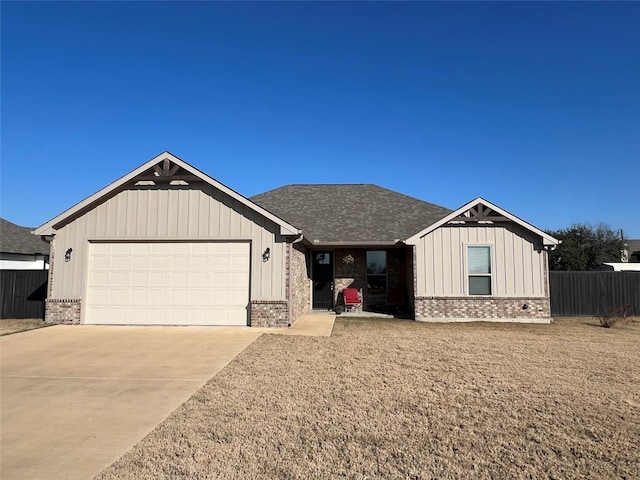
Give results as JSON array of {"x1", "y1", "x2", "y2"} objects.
[
  {"x1": 34, "y1": 152, "x2": 301, "y2": 237},
  {"x1": 404, "y1": 197, "x2": 559, "y2": 247}
]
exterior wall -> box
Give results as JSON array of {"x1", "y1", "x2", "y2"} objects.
[
  {"x1": 45, "y1": 299, "x2": 81, "y2": 324},
  {"x1": 250, "y1": 301, "x2": 288, "y2": 327},
  {"x1": 289, "y1": 243, "x2": 310, "y2": 324},
  {"x1": 412, "y1": 223, "x2": 551, "y2": 321},
  {"x1": 49, "y1": 183, "x2": 287, "y2": 304},
  {"x1": 415, "y1": 297, "x2": 551, "y2": 322},
  {"x1": 414, "y1": 224, "x2": 547, "y2": 297}
]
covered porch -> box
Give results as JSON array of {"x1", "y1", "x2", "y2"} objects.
[{"x1": 311, "y1": 247, "x2": 414, "y2": 318}]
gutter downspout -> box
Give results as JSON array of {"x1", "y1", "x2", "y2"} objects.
[{"x1": 288, "y1": 233, "x2": 304, "y2": 327}]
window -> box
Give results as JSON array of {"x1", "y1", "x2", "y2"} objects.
[
  {"x1": 468, "y1": 246, "x2": 491, "y2": 295},
  {"x1": 315, "y1": 252, "x2": 331, "y2": 265},
  {"x1": 366, "y1": 251, "x2": 386, "y2": 294}
]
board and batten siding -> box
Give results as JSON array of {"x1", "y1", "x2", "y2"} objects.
[
  {"x1": 49, "y1": 184, "x2": 286, "y2": 300},
  {"x1": 415, "y1": 224, "x2": 547, "y2": 297}
]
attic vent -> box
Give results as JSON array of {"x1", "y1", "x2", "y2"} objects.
[
  {"x1": 133, "y1": 158, "x2": 200, "y2": 186},
  {"x1": 449, "y1": 203, "x2": 508, "y2": 224}
]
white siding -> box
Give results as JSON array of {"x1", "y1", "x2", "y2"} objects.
[
  {"x1": 50, "y1": 184, "x2": 285, "y2": 300},
  {"x1": 415, "y1": 224, "x2": 546, "y2": 297}
]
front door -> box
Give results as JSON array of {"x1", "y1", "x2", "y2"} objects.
[{"x1": 312, "y1": 251, "x2": 333, "y2": 309}]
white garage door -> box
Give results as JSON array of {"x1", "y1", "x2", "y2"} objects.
[{"x1": 85, "y1": 242, "x2": 250, "y2": 325}]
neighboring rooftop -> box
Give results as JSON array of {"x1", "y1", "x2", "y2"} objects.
[
  {"x1": 0, "y1": 218, "x2": 50, "y2": 255},
  {"x1": 251, "y1": 184, "x2": 452, "y2": 244},
  {"x1": 626, "y1": 239, "x2": 640, "y2": 262}
]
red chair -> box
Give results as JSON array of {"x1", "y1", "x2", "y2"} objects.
[{"x1": 342, "y1": 288, "x2": 362, "y2": 312}]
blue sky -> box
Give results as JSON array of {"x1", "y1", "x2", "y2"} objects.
[{"x1": 2, "y1": 1, "x2": 639, "y2": 237}]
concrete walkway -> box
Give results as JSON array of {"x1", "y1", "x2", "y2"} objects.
[
  {"x1": 261, "y1": 313, "x2": 336, "y2": 337},
  {"x1": 0, "y1": 315, "x2": 336, "y2": 480},
  {"x1": 0, "y1": 325, "x2": 263, "y2": 480}
]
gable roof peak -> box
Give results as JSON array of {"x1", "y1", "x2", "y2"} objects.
[
  {"x1": 405, "y1": 197, "x2": 559, "y2": 246},
  {"x1": 34, "y1": 152, "x2": 300, "y2": 236}
]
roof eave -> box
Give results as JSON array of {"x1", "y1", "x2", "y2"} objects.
[{"x1": 310, "y1": 240, "x2": 405, "y2": 247}]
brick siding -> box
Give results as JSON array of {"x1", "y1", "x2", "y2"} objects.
[
  {"x1": 250, "y1": 300, "x2": 289, "y2": 327},
  {"x1": 415, "y1": 296, "x2": 551, "y2": 321},
  {"x1": 45, "y1": 299, "x2": 81, "y2": 324},
  {"x1": 289, "y1": 244, "x2": 310, "y2": 323}
]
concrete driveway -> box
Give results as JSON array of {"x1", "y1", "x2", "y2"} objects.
[{"x1": 0, "y1": 325, "x2": 263, "y2": 480}]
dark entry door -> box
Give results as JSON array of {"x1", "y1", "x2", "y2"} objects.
[{"x1": 312, "y1": 251, "x2": 333, "y2": 309}]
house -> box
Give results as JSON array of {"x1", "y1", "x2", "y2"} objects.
[
  {"x1": 1, "y1": 218, "x2": 50, "y2": 319},
  {"x1": 597, "y1": 263, "x2": 640, "y2": 272},
  {"x1": 623, "y1": 239, "x2": 640, "y2": 263},
  {"x1": 1, "y1": 218, "x2": 50, "y2": 270},
  {"x1": 34, "y1": 152, "x2": 558, "y2": 326}
]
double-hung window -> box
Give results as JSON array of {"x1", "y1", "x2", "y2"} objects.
[{"x1": 467, "y1": 245, "x2": 492, "y2": 295}]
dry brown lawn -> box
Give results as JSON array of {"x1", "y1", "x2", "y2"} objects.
[
  {"x1": 0, "y1": 318, "x2": 47, "y2": 336},
  {"x1": 97, "y1": 317, "x2": 640, "y2": 480}
]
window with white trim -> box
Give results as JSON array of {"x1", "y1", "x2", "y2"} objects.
[{"x1": 467, "y1": 245, "x2": 492, "y2": 295}]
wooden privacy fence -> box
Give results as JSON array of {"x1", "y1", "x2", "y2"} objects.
[
  {"x1": 549, "y1": 271, "x2": 640, "y2": 317},
  {"x1": 0, "y1": 270, "x2": 48, "y2": 319}
]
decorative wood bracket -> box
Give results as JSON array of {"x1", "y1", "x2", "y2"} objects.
[
  {"x1": 133, "y1": 158, "x2": 201, "y2": 184},
  {"x1": 449, "y1": 202, "x2": 509, "y2": 224}
]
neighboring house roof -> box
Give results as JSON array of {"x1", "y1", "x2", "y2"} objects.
[
  {"x1": 34, "y1": 152, "x2": 300, "y2": 237},
  {"x1": 405, "y1": 197, "x2": 559, "y2": 247},
  {"x1": 602, "y1": 262, "x2": 640, "y2": 271},
  {"x1": 626, "y1": 239, "x2": 640, "y2": 262},
  {"x1": 1, "y1": 218, "x2": 50, "y2": 255},
  {"x1": 251, "y1": 184, "x2": 452, "y2": 244}
]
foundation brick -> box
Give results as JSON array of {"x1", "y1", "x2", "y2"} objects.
[
  {"x1": 415, "y1": 296, "x2": 551, "y2": 321},
  {"x1": 45, "y1": 299, "x2": 81, "y2": 324},
  {"x1": 250, "y1": 300, "x2": 289, "y2": 328}
]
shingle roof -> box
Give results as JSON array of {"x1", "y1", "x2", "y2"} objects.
[
  {"x1": 1, "y1": 218, "x2": 50, "y2": 255},
  {"x1": 251, "y1": 184, "x2": 452, "y2": 244}
]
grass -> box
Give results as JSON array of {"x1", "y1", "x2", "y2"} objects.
[
  {"x1": 0, "y1": 318, "x2": 48, "y2": 336},
  {"x1": 97, "y1": 317, "x2": 640, "y2": 479}
]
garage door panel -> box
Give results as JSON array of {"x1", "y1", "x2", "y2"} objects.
[
  {"x1": 110, "y1": 272, "x2": 131, "y2": 285},
  {"x1": 131, "y1": 256, "x2": 150, "y2": 269},
  {"x1": 109, "y1": 288, "x2": 131, "y2": 304},
  {"x1": 85, "y1": 242, "x2": 250, "y2": 326},
  {"x1": 171, "y1": 272, "x2": 188, "y2": 287},
  {"x1": 189, "y1": 290, "x2": 210, "y2": 306},
  {"x1": 149, "y1": 272, "x2": 167, "y2": 286},
  {"x1": 231, "y1": 255, "x2": 249, "y2": 269},
  {"x1": 230, "y1": 271, "x2": 248, "y2": 286},
  {"x1": 189, "y1": 271, "x2": 208, "y2": 285},
  {"x1": 90, "y1": 272, "x2": 111, "y2": 286},
  {"x1": 130, "y1": 289, "x2": 149, "y2": 303},
  {"x1": 131, "y1": 272, "x2": 149, "y2": 284},
  {"x1": 111, "y1": 256, "x2": 132, "y2": 270}
]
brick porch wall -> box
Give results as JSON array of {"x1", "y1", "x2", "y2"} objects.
[
  {"x1": 250, "y1": 301, "x2": 289, "y2": 327},
  {"x1": 46, "y1": 299, "x2": 81, "y2": 324},
  {"x1": 289, "y1": 244, "x2": 310, "y2": 323},
  {"x1": 333, "y1": 248, "x2": 411, "y2": 313},
  {"x1": 415, "y1": 296, "x2": 551, "y2": 321}
]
